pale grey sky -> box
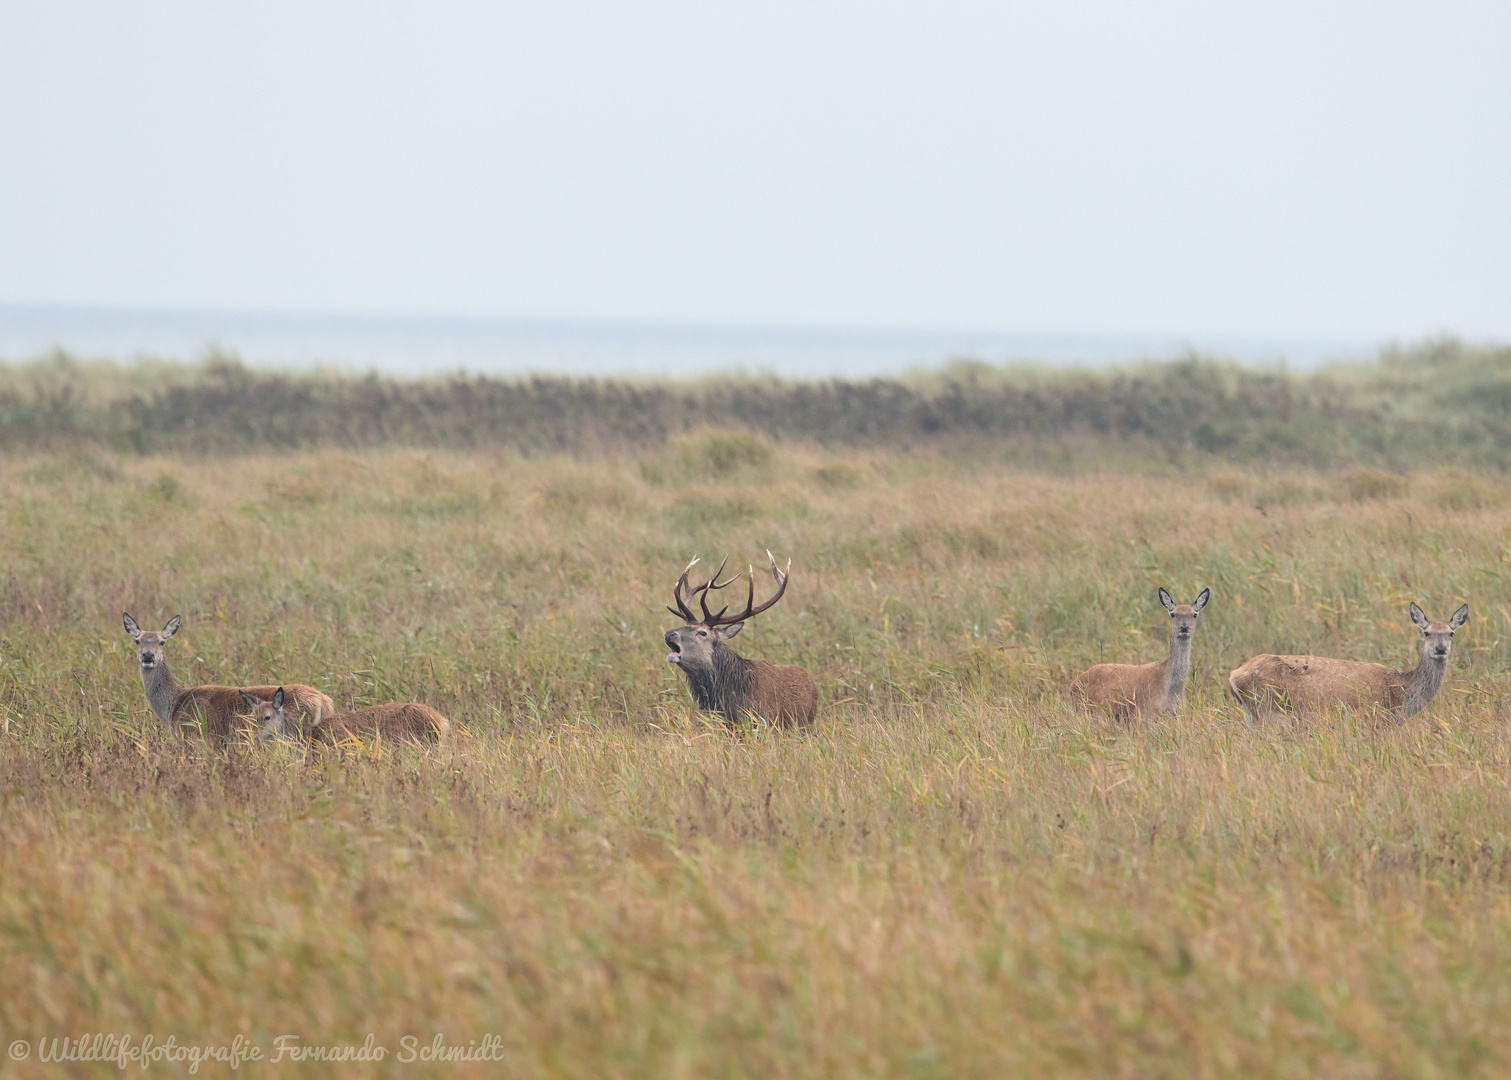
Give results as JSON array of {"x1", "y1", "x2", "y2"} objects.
[{"x1": 1, "y1": 1, "x2": 1507, "y2": 340}]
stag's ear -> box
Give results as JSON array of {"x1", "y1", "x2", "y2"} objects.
[
  {"x1": 717, "y1": 622, "x2": 745, "y2": 641},
  {"x1": 1193, "y1": 588, "x2": 1210, "y2": 613},
  {"x1": 1158, "y1": 588, "x2": 1175, "y2": 613},
  {"x1": 163, "y1": 615, "x2": 182, "y2": 638},
  {"x1": 1450, "y1": 604, "x2": 1469, "y2": 631},
  {"x1": 240, "y1": 691, "x2": 261, "y2": 709},
  {"x1": 272, "y1": 687, "x2": 285, "y2": 710},
  {"x1": 1409, "y1": 602, "x2": 1429, "y2": 630},
  {"x1": 123, "y1": 613, "x2": 142, "y2": 639}
]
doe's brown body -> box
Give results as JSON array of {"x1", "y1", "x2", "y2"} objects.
[
  {"x1": 313, "y1": 702, "x2": 451, "y2": 745},
  {"x1": 1071, "y1": 588, "x2": 1209, "y2": 721},
  {"x1": 1228, "y1": 602, "x2": 1468, "y2": 722},
  {"x1": 174, "y1": 685, "x2": 333, "y2": 743}
]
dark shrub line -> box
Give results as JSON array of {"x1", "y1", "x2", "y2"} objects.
[{"x1": 3, "y1": 342, "x2": 1510, "y2": 467}]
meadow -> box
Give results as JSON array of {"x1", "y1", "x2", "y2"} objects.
[{"x1": 3, "y1": 420, "x2": 1511, "y2": 1076}]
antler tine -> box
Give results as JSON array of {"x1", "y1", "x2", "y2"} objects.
[
  {"x1": 703, "y1": 551, "x2": 792, "y2": 628},
  {"x1": 696, "y1": 555, "x2": 735, "y2": 623},
  {"x1": 667, "y1": 555, "x2": 702, "y2": 621},
  {"x1": 706, "y1": 555, "x2": 736, "y2": 589}
]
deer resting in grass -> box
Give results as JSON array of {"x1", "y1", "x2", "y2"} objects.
[
  {"x1": 1071, "y1": 588, "x2": 1210, "y2": 721},
  {"x1": 664, "y1": 552, "x2": 818, "y2": 729},
  {"x1": 124, "y1": 613, "x2": 333, "y2": 743},
  {"x1": 1228, "y1": 602, "x2": 1468, "y2": 722},
  {"x1": 249, "y1": 689, "x2": 449, "y2": 745}
]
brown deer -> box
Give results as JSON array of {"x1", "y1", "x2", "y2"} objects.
[
  {"x1": 1228, "y1": 602, "x2": 1469, "y2": 722},
  {"x1": 1070, "y1": 588, "x2": 1210, "y2": 720},
  {"x1": 664, "y1": 552, "x2": 818, "y2": 729},
  {"x1": 124, "y1": 613, "x2": 333, "y2": 743},
  {"x1": 249, "y1": 690, "x2": 449, "y2": 746}
]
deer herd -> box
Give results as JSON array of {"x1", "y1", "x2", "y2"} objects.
[{"x1": 122, "y1": 552, "x2": 1471, "y2": 748}]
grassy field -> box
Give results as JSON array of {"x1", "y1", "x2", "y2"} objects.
[{"x1": 3, "y1": 431, "x2": 1511, "y2": 1077}]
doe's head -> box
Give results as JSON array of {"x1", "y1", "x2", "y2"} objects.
[
  {"x1": 1158, "y1": 587, "x2": 1210, "y2": 640},
  {"x1": 664, "y1": 552, "x2": 791, "y2": 672},
  {"x1": 240, "y1": 686, "x2": 300, "y2": 741},
  {"x1": 1410, "y1": 601, "x2": 1469, "y2": 662},
  {"x1": 123, "y1": 612, "x2": 181, "y2": 670}
]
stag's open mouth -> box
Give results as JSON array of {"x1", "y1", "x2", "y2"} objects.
[
  {"x1": 666, "y1": 642, "x2": 682, "y2": 664},
  {"x1": 140, "y1": 658, "x2": 157, "y2": 668}
]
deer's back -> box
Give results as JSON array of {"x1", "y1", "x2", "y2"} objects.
[
  {"x1": 747, "y1": 659, "x2": 818, "y2": 728},
  {"x1": 1071, "y1": 660, "x2": 1168, "y2": 719},
  {"x1": 313, "y1": 702, "x2": 450, "y2": 745},
  {"x1": 1228, "y1": 654, "x2": 1402, "y2": 716},
  {"x1": 172, "y1": 684, "x2": 332, "y2": 742}
]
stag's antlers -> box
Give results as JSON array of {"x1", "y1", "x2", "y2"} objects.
[{"x1": 668, "y1": 551, "x2": 790, "y2": 627}]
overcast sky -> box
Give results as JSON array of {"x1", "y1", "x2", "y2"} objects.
[{"x1": 1, "y1": 1, "x2": 1507, "y2": 340}]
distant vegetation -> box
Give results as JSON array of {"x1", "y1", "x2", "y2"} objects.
[{"x1": 3, "y1": 337, "x2": 1510, "y2": 467}]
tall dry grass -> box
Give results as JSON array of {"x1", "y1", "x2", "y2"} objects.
[{"x1": 2, "y1": 435, "x2": 1511, "y2": 1077}]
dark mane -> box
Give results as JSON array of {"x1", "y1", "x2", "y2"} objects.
[{"x1": 680, "y1": 644, "x2": 757, "y2": 725}]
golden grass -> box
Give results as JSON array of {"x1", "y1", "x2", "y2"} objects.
[{"x1": 3, "y1": 438, "x2": 1511, "y2": 1077}]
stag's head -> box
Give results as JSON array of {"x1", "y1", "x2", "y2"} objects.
[
  {"x1": 1410, "y1": 602, "x2": 1469, "y2": 663},
  {"x1": 664, "y1": 552, "x2": 791, "y2": 672},
  {"x1": 1158, "y1": 588, "x2": 1210, "y2": 640},
  {"x1": 241, "y1": 686, "x2": 301, "y2": 741},
  {"x1": 123, "y1": 612, "x2": 181, "y2": 670}
]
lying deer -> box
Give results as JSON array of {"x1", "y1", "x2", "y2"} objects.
[
  {"x1": 248, "y1": 689, "x2": 449, "y2": 745},
  {"x1": 1070, "y1": 588, "x2": 1211, "y2": 721},
  {"x1": 1228, "y1": 602, "x2": 1469, "y2": 722},
  {"x1": 124, "y1": 613, "x2": 333, "y2": 743},
  {"x1": 664, "y1": 552, "x2": 818, "y2": 729}
]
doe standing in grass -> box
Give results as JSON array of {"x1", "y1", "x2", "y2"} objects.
[
  {"x1": 1228, "y1": 601, "x2": 1468, "y2": 722},
  {"x1": 1071, "y1": 588, "x2": 1211, "y2": 721},
  {"x1": 124, "y1": 613, "x2": 333, "y2": 743},
  {"x1": 664, "y1": 552, "x2": 818, "y2": 729}
]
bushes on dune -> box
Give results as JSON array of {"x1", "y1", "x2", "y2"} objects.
[{"x1": 3, "y1": 338, "x2": 1510, "y2": 468}]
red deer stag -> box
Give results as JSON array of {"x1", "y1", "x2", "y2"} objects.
[
  {"x1": 1229, "y1": 602, "x2": 1468, "y2": 722},
  {"x1": 249, "y1": 690, "x2": 449, "y2": 745},
  {"x1": 124, "y1": 613, "x2": 333, "y2": 743},
  {"x1": 664, "y1": 552, "x2": 818, "y2": 729},
  {"x1": 1070, "y1": 588, "x2": 1210, "y2": 720}
]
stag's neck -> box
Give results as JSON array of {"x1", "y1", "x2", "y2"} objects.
[
  {"x1": 140, "y1": 657, "x2": 185, "y2": 726},
  {"x1": 1162, "y1": 634, "x2": 1194, "y2": 712},
  {"x1": 681, "y1": 645, "x2": 756, "y2": 724},
  {"x1": 1402, "y1": 653, "x2": 1448, "y2": 717}
]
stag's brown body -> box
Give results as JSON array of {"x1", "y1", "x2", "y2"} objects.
[
  {"x1": 664, "y1": 553, "x2": 818, "y2": 729},
  {"x1": 1070, "y1": 589, "x2": 1209, "y2": 721},
  {"x1": 312, "y1": 703, "x2": 450, "y2": 745},
  {"x1": 679, "y1": 648, "x2": 818, "y2": 729},
  {"x1": 1229, "y1": 602, "x2": 1468, "y2": 722}
]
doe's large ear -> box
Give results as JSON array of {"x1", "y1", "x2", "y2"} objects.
[
  {"x1": 239, "y1": 691, "x2": 261, "y2": 709},
  {"x1": 163, "y1": 615, "x2": 182, "y2": 638},
  {"x1": 123, "y1": 613, "x2": 142, "y2": 640},
  {"x1": 1450, "y1": 604, "x2": 1470, "y2": 631},
  {"x1": 272, "y1": 687, "x2": 285, "y2": 709},
  {"x1": 718, "y1": 622, "x2": 745, "y2": 641},
  {"x1": 1193, "y1": 588, "x2": 1211, "y2": 613},
  {"x1": 1158, "y1": 587, "x2": 1176, "y2": 613},
  {"x1": 1409, "y1": 602, "x2": 1429, "y2": 630}
]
